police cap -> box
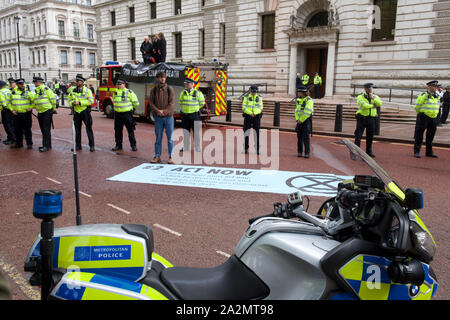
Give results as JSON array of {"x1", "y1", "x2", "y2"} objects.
[
  {"x1": 116, "y1": 79, "x2": 126, "y2": 85},
  {"x1": 184, "y1": 78, "x2": 195, "y2": 84},
  {"x1": 250, "y1": 85, "x2": 259, "y2": 92},
  {"x1": 76, "y1": 75, "x2": 86, "y2": 82},
  {"x1": 297, "y1": 85, "x2": 308, "y2": 93},
  {"x1": 32, "y1": 76, "x2": 44, "y2": 82},
  {"x1": 0, "y1": 80, "x2": 7, "y2": 87},
  {"x1": 16, "y1": 79, "x2": 25, "y2": 84},
  {"x1": 363, "y1": 83, "x2": 374, "y2": 89},
  {"x1": 426, "y1": 80, "x2": 439, "y2": 87},
  {"x1": 7, "y1": 78, "x2": 15, "y2": 83}
]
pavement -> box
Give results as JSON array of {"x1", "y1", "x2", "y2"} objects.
[{"x1": 0, "y1": 107, "x2": 448, "y2": 301}]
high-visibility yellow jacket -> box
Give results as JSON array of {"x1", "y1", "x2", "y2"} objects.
[
  {"x1": 179, "y1": 89, "x2": 205, "y2": 114},
  {"x1": 314, "y1": 75, "x2": 322, "y2": 85},
  {"x1": 113, "y1": 88, "x2": 139, "y2": 112},
  {"x1": 295, "y1": 96, "x2": 314, "y2": 123},
  {"x1": 415, "y1": 92, "x2": 440, "y2": 119},
  {"x1": 34, "y1": 84, "x2": 56, "y2": 113},
  {"x1": 68, "y1": 86, "x2": 94, "y2": 113},
  {"x1": 356, "y1": 93, "x2": 382, "y2": 117},
  {"x1": 242, "y1": 94, "x2": 263, "y2": 116},
  {"x1": 9, "y1": 87, "x2": 35, "y2": 113},
  {"x1": 301, "y1": 74, "x2": 310, "y2": 85},
  {"x1": 0, "y1": 87, "x2": 12, "y2": 112}
]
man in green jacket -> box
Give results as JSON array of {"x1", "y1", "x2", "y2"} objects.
[
  {"x1": 111, "y1": 79, "x2": 139, "y2": 151},
  {"x1": 68, "y1": 76, "x2": 95, "y2": 152},
  {"x1": 414, "y1": 80, "x2": 441, "y2": 158},
  {"x1": 9, "y1": 79, "x2": 35, "y2": 149},
  {"x1": 1, "y1": 79, "x2": 16, "y2": 145},
  {"x1": 354, "y1": 83, "x2": 382, "y2": 158},
  {"x1": 33, "y1": 76, "x2": 56, "y2": 152},
  {"x1": 295, "y1": 86, "x2": 314, "y2": 158}
]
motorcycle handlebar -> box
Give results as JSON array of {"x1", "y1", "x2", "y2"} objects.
[{"x1": 340, "y1": 190, "x2": 376, "y2": 207}]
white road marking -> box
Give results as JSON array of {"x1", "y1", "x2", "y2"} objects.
[
  {"x1": 46, "y1": 177, "x2": 62, "y2": 184},
  {"x1": 0, "y1": 170, "x2": 39, "y2": 178},
  {"x1": 107, "y1": 203, "x2": 131, "y2": 215},
  {"x1": 15, "y1": 212, "x2": 21, "y2": 215},
  {"x1": 153, "y1": 224, "x2": 182, "y2": 237},
  {"x1": 216, "y1": 250, "x2": 231, "y2": 258},
  {"x1": 74, "y1": 190, "x2": 92, "y2": 198}
]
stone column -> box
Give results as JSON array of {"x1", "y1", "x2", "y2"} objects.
[
  {"x1": 288, "y1": 44, "x2": 298, "y2": 96},
  {"x1": 325, "y1": 40, "x2": 336, "y2": 97}
]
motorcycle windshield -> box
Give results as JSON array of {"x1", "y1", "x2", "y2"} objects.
[{"x1": 341, "y1": 138, "x2": 406, "y2": 201}]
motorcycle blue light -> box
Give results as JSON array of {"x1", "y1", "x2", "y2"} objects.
[{"x1": 33, "y1": 190, "x2": 62, "y2": 219}]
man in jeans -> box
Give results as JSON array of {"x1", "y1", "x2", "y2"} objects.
[{"x1": 149, "y1": 71, "x2": 175, "y2": 164}]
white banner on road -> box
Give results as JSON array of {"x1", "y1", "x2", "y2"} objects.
[{"x1": 107, "y1": 164, "x2": 353, "y2": 197}]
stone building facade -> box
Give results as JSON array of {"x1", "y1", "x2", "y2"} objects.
[
  {"x1": 0, "y1": 0, "x2": 98, "y2": 84},
  {"x1": 94, "y1": 0, "x2": 450, "y2": 99}
]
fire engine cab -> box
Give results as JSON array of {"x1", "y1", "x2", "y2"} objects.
[{"x1": 97, "y1": 61, "x2": 228, "y2": 123}]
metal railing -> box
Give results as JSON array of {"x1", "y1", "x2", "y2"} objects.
[
  {"x1": 227, "y1": 83, "x2": 269, "y2": 98},
  {"x1": 351, "y1": 84, "x2": 424, "y2": 105}
]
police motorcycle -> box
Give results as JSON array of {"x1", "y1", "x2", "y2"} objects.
[{"x1": 24, "y1": 139, "x2": 438, "y2": 300}]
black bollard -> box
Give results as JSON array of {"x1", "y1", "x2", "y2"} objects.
[
  {"x1": 60, "y1": 93, "x2": 64, "y2": 106},
  {"x1": 273, "y1": 101, "x2": 280, "y2": 127},
  {"x1": 334, "y1": 104, "x2": 343, "y2": 132},
  {"x1": 226, "y1": 100, "x2": 232, "y2": 122},
  {"x1": 375, "y1": 106, "x2": 381, "y2": 135}
]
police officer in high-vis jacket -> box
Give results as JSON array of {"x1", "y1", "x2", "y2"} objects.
[
  {"x1": 68, "y1": 75, "x2": 95, "y2": 152},
  {"x1": 295, "y1": 85, "x2": 314, "y2": 158},
  {"x1": 179, "y1": 78, "x2": 205, "y2": 152},
  {"x1": 414, "y1": 80, "x2": 441, "y2": 158},
  {"x1": 9, "y1": 79, "x2": 35, "y2": 149},
  {"x1": 242, "y1": 85, "x2": 263, "y2": 155},
  {"x1": 1, "y1": 79, "x2": 15, "y2": 145},
  {"x1": 33, "y1": 76, "x2": 56, "y2": 152},
  {"x1": 354, "y1": 83, "x2": 382, "y2": 158},
  {"x1": 112, "y1": 79, "x2": 139, "y2": 151}
]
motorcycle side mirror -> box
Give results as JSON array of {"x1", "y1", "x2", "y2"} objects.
[{"x1": 404, "y1": 188, "x2": 423, "y2": 210}]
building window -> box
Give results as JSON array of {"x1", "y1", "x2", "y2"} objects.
[
  {"x1": 73, "y1": 22, "x2": 80, "y2": 38},
  {"x1": 86, "y1": 0, "x2": 91, "y2": 5},
  {"x1": 37, "y1": 50, "x2": 41, "y2": 64},
  {"x1": 201, "y1": 0, "x2": 206, "y2": 7},
  {"x1": 220, "y1": 23, "x2": 226, "y2": 55},
  {"x1": 72, "y1": 0, "x2": 78, "y2": 4},
  {"x1": 58, "y1": 20, "x2": 65, "y2": 36},
  {"x1": 89, "y1": 52, "x2": 96, "y2": 65},
  {"x1": 372, "y1": 0, "x2": 398, "y2": 42},
  {"x1": 150, "y1": 2, "x2": 157, "y2": 19},
  {"x1": 75, "y1": 51, "x2": 82, "y2": 65},
  {"x1": 111, "y1": 11, "x2": 116, "y2": 26},
  {"x1": 199, "y1": 29, "x2": 205, "y2": 57},
  {"x1": 111, "y1": 40, "x2": 117, "y2": 61},
  {"x1": 32, "y1": 51, "x2": 35, "y2": 65},
  {"x1": 62, "y1": 73, "x2": 68, "y2": 81},
  {"x1": 87, "y1": 24, "x2": 94, "y2": 39},
  {"x1": 129, "y1": 6, "x2": 135, "y2": 23},
  {"x1": 174, "y1": 0, "x2": 181, "y2": 15},
  {"x1": 43, "y1": 49, "x2": 46, "y2": 64},
  {"x1": 61, "y1": 50, "x2": 68, "y2": 65},
  {"x1": 261, "y1": 13, "x2": 275, "y2": 49},
  {"x1": 174, "y1": 32, "x2": 182, "y2": 58},
  {"x1": 307, "y1": 11, "x2": 329, "y2": 28},
  {"x1": 129, "y1": 38, "x2": 136, "y2": 60}
]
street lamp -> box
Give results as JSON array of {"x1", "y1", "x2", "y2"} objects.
[{"x1": 14, "y1": 16, "x2": 22, "y2": 79}]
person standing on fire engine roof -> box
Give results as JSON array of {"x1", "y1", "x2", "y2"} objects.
[
  {"x1": 295, "y1": 85, "x2": 314, "y2": 159},
  {"x1": 111, "y1": 79, "x2": 139, "y2": 152},
  {"x1": 179, "y1": 78, "x2": 205, "y2": 153},
  {"x1": 68, "y1": 75, "x2": 95, "y2": 152},
  {"x1": 354, "y1": 83, "x2": 382, "y2": 158},
  {"x1": 242, "y1": 84, "x2": 263, "y2": 155}
]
